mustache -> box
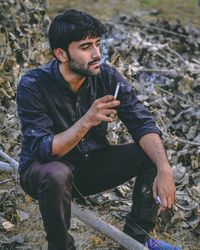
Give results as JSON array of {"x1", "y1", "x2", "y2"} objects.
[{"x1": 88, "y1": 58, "x2": 100, "y2": 65}]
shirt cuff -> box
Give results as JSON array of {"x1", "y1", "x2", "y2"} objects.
[
  {"x1": 38, "y1": 134, "x2": 54, "y2": 161},
  {"x1": 132, "y1": 127, "x2": 162, "y2": 143}
]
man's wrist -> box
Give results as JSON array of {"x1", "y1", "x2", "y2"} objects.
[
  {"x1": 81, "y1": 115, "x2": 93, "y2": 130},
  {"x1": 157, "y1": 164, "x2": 173, "y2": 175}
]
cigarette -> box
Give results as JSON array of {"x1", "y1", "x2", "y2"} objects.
[{"x1": 114, "y1": 82, "x2": 120, "y2": 99}]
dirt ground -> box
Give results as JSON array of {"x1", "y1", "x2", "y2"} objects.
[
  {"x1": 1, "y1": 178, "x2": 199, "y2": 250},
  {"x1": 48, "y1": 0, "x2": 200, "y2": 26}
]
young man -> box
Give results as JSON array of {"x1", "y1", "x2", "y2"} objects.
[{"x1": 17, "y1": 9, "x2": 180, "y2": 250}]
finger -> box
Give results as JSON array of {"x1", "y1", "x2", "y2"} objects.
[
  {"x1": 169, "y1": 190, "x2": 176, "y2": 207},
  {"x1": 174, "y1": 191, "x2": 177, "y2": 203},
  {"x1": 103, "y1": 100, "x2": 120, "y2": 108},
  {"x1": 172, "y1": 191, "x2": 176, "y2": 206},
  {"x1": 98, "y1": 114, "x2": 113, "y2": 123},
  {"x1": 158, "y1": 206, "x2": 167, "y2": 213},
  {"x1": 103, "y1": 109, "x2": 117, "y2": 116},
  {"x1": 96, "y1": 95, "x2": 114, "y2": 103},
  {"x1": 167, "y1": 196, "x2": 172, "y2": 209},
  {"x1": 160, "y1": 195, "x2": 167, "y2": 209}
]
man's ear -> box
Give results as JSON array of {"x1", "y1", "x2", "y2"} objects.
[{"x1": 54, "y1": 48, "x2": 68, "y2": 63}]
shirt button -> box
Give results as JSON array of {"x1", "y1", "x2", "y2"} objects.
[
  {"x1": 81, "y1": 139, "x2": 85, "y2": 142},
  {"x1": 76, "y1": 102, "x2": 79, "y2": 106},
  {"x1": 85, "y1": 154, "x2": 88, "y2": 158}
]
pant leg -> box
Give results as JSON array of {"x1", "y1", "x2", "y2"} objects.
[
  {"x1": 20, "y1": 161, "x2": 76, "y2": 250},
  {"x1": 123, "y1": 165, "x2": 159, "y2": 244},
  {"x1": 73, "y1": 143, "x2": 159, "y2": 244}
]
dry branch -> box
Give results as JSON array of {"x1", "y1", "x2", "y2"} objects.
[
  {"x1": 118, "y1": 21, "x2": 189, "y2": 39},
  {"x1": 0, "y1": 216, "x2": 15, "y2": 232},
  {"x1": 0, "y1": 161, "x2": 14, "y2": 173},
  {"x1": 72, "y1": 202, "x2": 148, "y2": 250},
  {"x1": 0, "y1": 150, "x2": 19, "y2": 173}
]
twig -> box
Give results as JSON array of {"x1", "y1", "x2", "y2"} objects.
[
  {"x1": 138, "y1": 68, "x2": 180, "y2": 78},
  {"x1": 0, "y1": 150, "x2": 19, "y2": 172},
  {"x1": 154, "y1": 52, "x2": 177, "y2": 66},
  {"x1": 162, "y1": 131, "x2": 200, "y2": 147},
  {"x1": 0, "y1": 51, "x2": 8, "y2": 71},
  {"x1": 118, "y1": 21, "x2": 188, "y2": 39},
  {"x1": 152, "y1": 109, "x2": 200, "y2": 146},
  {"x1": 20, "y1": 1, "x2": 32, "y2": 63},
  {"x1": 192, "y1": 58, "x2": 200, "y2": 65},
  {"x1": 44, "y1": 0, "x2": 49, "y2": 9},
  {"x1": 0, "y1": 176, "x2": 18, "y2": 185},
  {"x1": 0, "y1": 28, "x2": 9, "y2": 71},
  {"x1": 166, "y1": 46, "x2": 186, "y2": 64},
  {"x1": 174, "y1": 202, "x2": 193, "y2": 211},
  {"x1": 0, "y1": 216, "x2": 15, "y2": 231},
  {"x1": 155, "y1": 85, "x2": 200, "y2": 106},
  {"x1": 0, "y1": 123, "x2": 17, "y2": 133}
]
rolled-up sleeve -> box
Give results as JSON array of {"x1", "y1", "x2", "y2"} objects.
[
  {"x1": 110, "y1": 68, "x2": 161, "y2": 143},
  {"x1": 17, "y1": 75, "x2": 54, "y2": 162}
]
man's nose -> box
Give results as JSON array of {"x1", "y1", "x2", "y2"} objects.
[{"x1": 92, "y1": 46, "x2": 101, "y2": 59}]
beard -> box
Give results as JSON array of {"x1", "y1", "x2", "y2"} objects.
[{"x1": 66, "y1": 50, "x2": 101, "y2": 77}]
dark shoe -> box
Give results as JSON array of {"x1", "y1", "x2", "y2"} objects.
[
  {"x1": 48, "y1": 242, "x2": 76, "y2": 250},
  {"x1": 48, "y1": 234, "x2": 76, "y2": 250}
]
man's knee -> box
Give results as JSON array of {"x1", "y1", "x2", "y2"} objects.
[{"x1": 41, "y1": 161, "x2": 73, "y2": 189}]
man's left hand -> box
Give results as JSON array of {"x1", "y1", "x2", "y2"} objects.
[{"x1": 153, "y1": 166, "x2": 176, "y2": 212}]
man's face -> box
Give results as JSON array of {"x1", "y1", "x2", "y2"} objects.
[{"x1": 66, "y1": 37, "x2": 101, "y2": 76}]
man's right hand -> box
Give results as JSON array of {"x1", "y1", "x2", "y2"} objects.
[
  {"x1": 84, "y1": 95, "x2": 120, "y2": 127},
  {"x1": 52, "y1": 95, "x2": 120, "y2": 157}
]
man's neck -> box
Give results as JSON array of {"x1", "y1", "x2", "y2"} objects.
[{"x1": 59, "y1": 63, "x2": 86, "y2": 92}]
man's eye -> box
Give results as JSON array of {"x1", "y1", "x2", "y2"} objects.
[{"x1": 81, "y1": 46, "x2": 89, "y2": 50}]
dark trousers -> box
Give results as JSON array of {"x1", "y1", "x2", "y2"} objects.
[{"x1": 20, "y1": 143, "x2": 159, "y2": 249}]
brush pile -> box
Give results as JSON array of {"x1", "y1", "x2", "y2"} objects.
[
  {"x1": 0, "y1": 0, "x2": 50, "y2": 157},
  {"x1": 103, "y1": 14, "x2": 200, "y2": 243}
]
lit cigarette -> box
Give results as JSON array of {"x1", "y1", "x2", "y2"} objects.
[{"x1": 114, "y1": 82, "x2": 120, "y2": 99}]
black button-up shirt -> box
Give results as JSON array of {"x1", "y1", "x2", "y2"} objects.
[{"x1": 17, "y1": 59, "x2": 161, "y2": 173}]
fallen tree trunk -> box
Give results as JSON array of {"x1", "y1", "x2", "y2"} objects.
[
  {"x1": 0, "y1": 150, "x2": 19, "y2": 173},
  {"x1": 0, "y1": 161, "x2": 15, "y2": 173},
  {"x1": 72, "y1": 202, "x2": 148, "y2": 250},
  {"x1": 0, "y1": 150, "x2": 148, "y2": 249}
]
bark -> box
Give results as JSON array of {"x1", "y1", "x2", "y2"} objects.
[{"x1": 72, "y1": 202, "x2": 148, "y2": 250}]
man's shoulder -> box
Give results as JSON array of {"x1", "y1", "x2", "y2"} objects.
[
  {"x1": 99, "y1": 62, "x2": 117, "y2": 84},
  {"x1": 19, "y1": 59, "x2": 56, "y2": 86},
  {"x1": 100, "y1": 62, "x2": 116, "y2": 75}
]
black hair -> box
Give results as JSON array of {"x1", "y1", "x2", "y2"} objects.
[{"x1": 48, "y1": 9, "x2": 107, "y2": 51}]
